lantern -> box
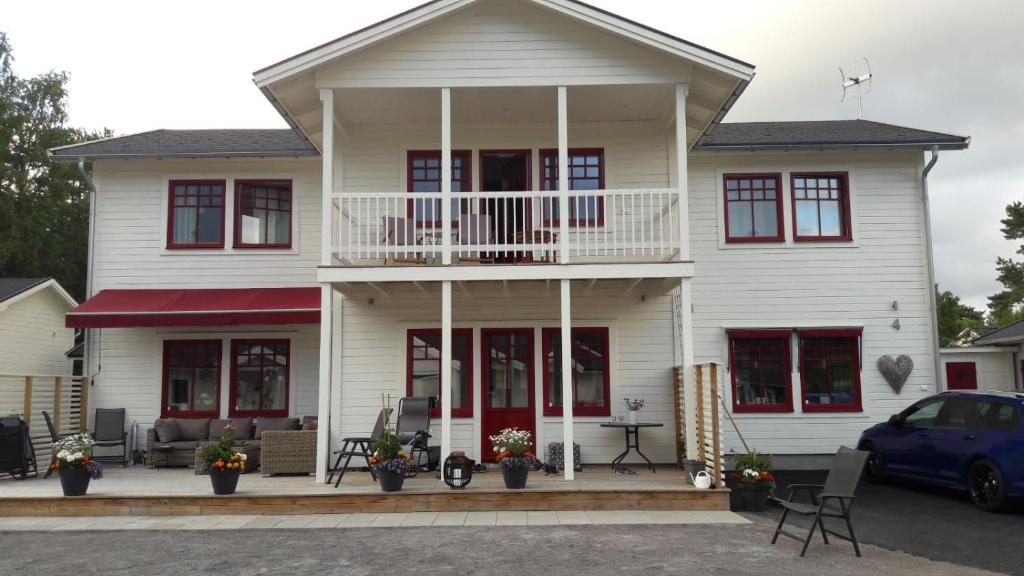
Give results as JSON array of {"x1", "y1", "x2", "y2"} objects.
[{"x1": 443, "y1": 451, "x2": 475, "y2": 489}]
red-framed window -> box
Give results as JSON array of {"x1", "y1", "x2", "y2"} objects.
[
  {"x1": 234, "y1": 180, "x2": 292, "y2": 248},
  {"x1": 723, "y1": 174, "x2": 784, "y2": 243},
  {"x1": 229, "y1": 339, "x2": 290, "y2": 418},
  {"x1": 167, "y1": 180, "x2": 226, "y2": 249},
  {"x1": 799, "y1": 328, "x2": 862, "y2": 412},
  {"x1": 407, "y1": 328, "x2": 473, "y2": 418},
  {"x1": 540, "y1": 148, "x2": 605, "y2": 227},
  {"x1": 407, "y1": 150, "x2": 472, "y2": 228},
  {"x1": 728, "y1": 330, "x2": 793, "y2": 413},
  {"x1": 791, "y1": 173, "x2": 852, "y2": 242},
  {"x1": 162, "y1": 340, "x2": 221, "y2": 418},
  {"x1": 541, "y1": 327, "x2": 611, "y2": 417}
]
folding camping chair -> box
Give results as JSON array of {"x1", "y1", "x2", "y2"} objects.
[
  {"x1": 0, "y1": 416, "x2": 37, "y2": 479},
  {"x1": 329, "y1": 407, "x2": 392, "y2": 487},
  {"x1": 394, "y1": 397, "x2": 434, "y2": 477}
]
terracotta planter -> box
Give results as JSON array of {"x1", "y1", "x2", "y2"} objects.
[
  {"x1": 735, "y1": 484, "x2": 770, "y2": 512},
  {"x1": 209, "y1": 469, "x2": 240, "y2": 495},
  {"x1": 502, "y1": 465, "x2": 529, "y2": 489},
  {"x1": 377, "y1": 470, "x2": 406, "y2": 492},
  {"x1": 58, "y1": 469, "x2": 91, "y2": 497}
]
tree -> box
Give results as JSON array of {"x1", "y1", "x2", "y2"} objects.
[
  {"x1": 936, "y1": 286, "x2": 985, "y2": 346},
  {"x1": 0, "y1": 32, "x2": 109, "y2": 301},
  {"x1": 988, "y1": 201, "x2": 1024, "y2": 327}
]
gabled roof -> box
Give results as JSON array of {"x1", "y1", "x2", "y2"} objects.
[
  {"x1": 0, "y1": 278, "x2": 77, "y2": 310},
  {"x1": 48, "y1": 129, "x2": 317, "y2": 162},
  {"x1": 697, "y1": 120, "x2": 969, "y2": 151},
  {"x1": 972, "y1": 320, "x2": 1024, "y2": 346}
]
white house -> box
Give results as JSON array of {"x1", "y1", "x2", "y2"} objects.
[
  {"x1": 51, "y1": 0, "x2": 969, "y2": 479},
  {"x1": 0, "y1": 278, "x2": 78, "y2": 376}
]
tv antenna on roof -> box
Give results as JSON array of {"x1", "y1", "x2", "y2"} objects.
[{"x1": 840, "y1": 58, "x2": 872, "y2": 118}]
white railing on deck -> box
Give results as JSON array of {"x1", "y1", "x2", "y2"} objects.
[{"x1": 331, "y1": 189, "x2": 680, "y2": 265}]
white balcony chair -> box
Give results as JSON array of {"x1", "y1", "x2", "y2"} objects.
[{"x1": 456, "y1": 214, "x2": 494, "y2": 264}]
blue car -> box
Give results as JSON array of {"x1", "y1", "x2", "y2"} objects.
[{"x1": 858, "y1": 391, "x2": 1024, "y2": 511}]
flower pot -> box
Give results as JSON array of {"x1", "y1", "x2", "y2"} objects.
[
  {"x1": 209, "y1": 469, "x2": 240, "y2": 495},
  {"x1": 377, "y1": 470, "x2": 406, "y2": 492},
  {"x1": 627, "y1": 411, "x2": 638, "y2": 425},
  {"x1": 58, "y1": 469, "x2": 91, "y2": 497},
  {"x1": 735, "y1": 484, "x2": 770, "y2": 512},
  {"x1": 502, "y1": 465, "x2": 529, "y2": 489}
]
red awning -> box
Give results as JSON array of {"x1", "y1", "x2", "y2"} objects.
[{"x1": 66, "y1": 287, "x2": 320, "y2": 328}]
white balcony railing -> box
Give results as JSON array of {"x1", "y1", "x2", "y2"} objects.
[{"x1": 331, "y1": 189, "x2": 680, "y2": 265}]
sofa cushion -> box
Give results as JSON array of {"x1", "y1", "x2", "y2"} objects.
[
  {"x1": 154, "y1": 419, "x2": 180, "y2": 443},
  {"x1": 254, "y1": 417, "x2": 300, "y2": 439},
  {"x1": 159, "y1": 440, "x2": 199, "y2": 450},
  {"x1": 301, "y1": 415, "x2": 318, "y2": 431},
  {"x1": 208, "y1": 418, "x2": 253, "y2": 441},
  {"x1": 176, "y1": 418, "x2": 211, "y2": 441},
  {"x1": 237, "y1": 439, "x2": 262, "y2": 448}
]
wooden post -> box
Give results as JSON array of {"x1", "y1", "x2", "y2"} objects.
[
  {"x1": 79, "y1": 377, "x2": 89, "y2": 433},
  {"x1": 22, "y1": 377, "x2": 32, "y2": 425},
  {"x1": 672, "y1": 367, "x2": 683, "y2": 467},
  {"x1": 52, "y1": 377, "x2": 62, "y2": 434},
  {"x1": 710, "y1": 363, "x2": 722, "y2": 484},
  {"x1": 694, "y1": 364, "x2": 705, "y2": 462}
]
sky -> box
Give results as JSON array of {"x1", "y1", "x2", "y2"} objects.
[{"x1": 4, "y1": 0, "x2": 1022, "y2": 309}]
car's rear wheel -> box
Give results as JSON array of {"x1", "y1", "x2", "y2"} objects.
[
  {"x1": 859, "y1": 441, "x2": 885, "y2": 484},
  {"x1": 967, "y1": 459, "x2": 1007, "y2": 512}
]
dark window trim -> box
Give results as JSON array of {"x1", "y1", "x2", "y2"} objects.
[
  {"x1": 406, "y1": 328, "x2": 474, "y2": 418},
  {"x1": 791, "y1": 172, "x2": 853, "y2": 242},
  {"x1": 233, "y1": 179, "x2": 294, "y2": 249},
  {"x1": 723, "y1": 173, "x2": 785, "y2": 243},
  {"x1": 166, "y1": 179, "x2": 227, "y2": 249},
  {"x1": 541, "y1": 326, "x2": 612, "y2": 417},
  {"x1": 798, "y1": 328, "x2": 863, "y2": 413},
  {"x1": 540, "y1": 148, "x2": 606, "y2": 227},
  {"x1": 406, "y1": 150, "x2": 473, "y2": 229},
  {"x1": 728, "y1": 329, "x2": 793, "y2": 413},
  {"x1": 228, "y1": 338, "x2": 290, "y2": 418},
  {"x1": 161, "y1": 339, "x2": 222, "y2": 418}
]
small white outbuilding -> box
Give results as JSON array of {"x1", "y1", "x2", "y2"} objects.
[{"x1": 0, "y1": 278, "x2": 78, "y2": 376}]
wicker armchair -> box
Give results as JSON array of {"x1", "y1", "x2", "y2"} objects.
[{"x1": 260, "y1": 429, "x2": 317, "y2": 475}]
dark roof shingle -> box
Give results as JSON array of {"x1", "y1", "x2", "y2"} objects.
[
  {"x1": 698, "y1": 120, "x2": 969, "y2": 150},
  {"x1": 0, "y1": 278, "x2": 50, "y2": 304},
  {"x1": 972, "y1": 320, "x2": 1024, "y2": 346},
  {"x1": 49, "y1": 129, "x2": 317, "y2": 161}
]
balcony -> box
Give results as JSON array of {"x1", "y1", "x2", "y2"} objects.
[{"x1": 330, "y1": 188, "x2": 681, "y2": 266}]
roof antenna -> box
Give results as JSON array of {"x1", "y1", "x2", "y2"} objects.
[{"x1": 839, "y1": 58, "x2": 872, "y2": 118}]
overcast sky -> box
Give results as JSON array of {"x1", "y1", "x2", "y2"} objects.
[{"x1": 5, "y1": 0, "x2": 1022, "y2": 309}]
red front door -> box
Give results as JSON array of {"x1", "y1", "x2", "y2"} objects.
[
  {"x1": 480, "y1": 328, "x2": 535, "y2": 461},
  {"x1": 945, "y1": 361, "x2": 978, "y2": 390}
]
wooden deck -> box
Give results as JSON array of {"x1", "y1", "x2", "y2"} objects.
[{"x1": 0, "y1": 466, "x2": 730, "y2": 516}]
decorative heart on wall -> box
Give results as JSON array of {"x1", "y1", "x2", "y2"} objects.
[{"x1": 877, "y1": 355, "x2": 914, "y2": 393}]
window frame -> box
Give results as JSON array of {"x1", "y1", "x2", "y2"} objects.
[
  {"x1": 728, "y1": 330, "x2": 794, "y2": 413},
  {"x1": 541, "y1": 327, "x2": 612, "y2": 417},
  {"x1": 722, "y1": 173, "x2": 785, "y2": 243},
  {"x1": 161, "y1": 339, "x2": 222, "y2": 418},
  {"x1": 232, "y1": 179, "x2": 293, "y2": 249},
  {"x1": 406, "y1": 150, "x2": 473, "y2": 229},
  {"x1": 540, "y1": 148, "x2": 606, "y2": 227},
  {"x1": 405, "y1": 328, "x2": 474, "y2": 418},
  {"x1": 790, "y1": 172, "x2": 853, "y2": 242},
  {"x1": 228, "y1": 338, "x2": 291, "y2": 418},
  {"x1": 798, "y1": 328, "x2": 863, "y2": 413},
  {"x1": 166, "y1": 179, "x2": 227, "y2": 249}
]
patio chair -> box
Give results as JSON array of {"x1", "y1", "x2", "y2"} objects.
[
  {"x1": 91, "y1": 408, "x2": 128, "y2": 467},
  {"x1": 382, "y1": 216, "x2": 426, "y2": 264},
  {"x1": 394, "y1": 396, "x2": 433, "y2": 477},
  {"x1": 328, "y1": 407, "x2": 392, "y2": 488},
  {"x1": 0, "y1": 416, "x2": 37, "y2": 479},
  {"x1": 456, "y1": 213, "x2": 495, "y2": 263},
  {"x1": 42, "y1": 410, "x2": 74, "y2": 478},
  {"x1": 771, "y1": 446, "x2": 870, "y2": 557}
]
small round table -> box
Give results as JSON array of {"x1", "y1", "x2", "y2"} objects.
[{"x1": 600, "y1": 422, "x2": 664, "y2": 472}]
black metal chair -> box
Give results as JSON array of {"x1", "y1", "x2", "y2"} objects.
[
  {"x1": 42, "y1": 410, "x2": 74, "y2": 478},
  {"x1": 0, "y1": 416, "x2": 37, "y2": 479},
  {"x1": 394, "y1": 397, "x2": 433, "y2": 476},
  {"x1": 329, "y1": 408, "x2": 392, "y2": 487},
  {"x1": 91, "y1": 408, "x2": 128, "y2": 467},
  {"x1": 771, "y1": 446, "x2": 870, "y2": 557}
]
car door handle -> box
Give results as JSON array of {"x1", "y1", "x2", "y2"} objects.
[{"x1": 963, "y1": 434, "x2": 976, "y2": 440}]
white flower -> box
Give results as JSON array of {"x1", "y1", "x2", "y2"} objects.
[{"x1": 237, "y1": 453, "x2": 248, "y2": 462}]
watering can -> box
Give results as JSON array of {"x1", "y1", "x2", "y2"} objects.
[{"x1": 690, "y1": 470, "x2": 713, "y2": 489}]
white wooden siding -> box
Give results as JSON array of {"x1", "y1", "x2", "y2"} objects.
[
  {"x1": 315, "y1": 0, "x2": 692, "y2": 88},
  {"x1": 0, "y1": 289, "x2": 75, "y2": 375},
  {"x1": 939, "y1": 349, "x2": 1016, "y2": 392}
]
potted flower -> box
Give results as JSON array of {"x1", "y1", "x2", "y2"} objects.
[
  {"x1": 200, "y1": 427, "x2": 247, "y2": 495},
  {"x1": 730, "y1": 452, "x2": 774, "y2": 512},
  {"x1": 50, "y1": 434, "x2": 103, "y2": 496},
  {"x1": 369, "y1": 428, "x2": 412, "y2": 492},
  {"x1": 490, "y1": 428, "x2": 536, "y2": 489},
  {"x1": 624, "y1": 397, "x2": 645, "y2": 425}
]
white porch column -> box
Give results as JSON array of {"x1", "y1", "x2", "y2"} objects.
[
  {"x1": 560, "y1": 278, "x2": 574, "y2": 479},
  {"x1": 557, "y1": 86, "x2": 569, "y2": 263},
  {"x1": 441, "y1": 88, "x2": 452, "y2": 265},
  {"x1": 440, "y1": 280, "x2": 453, "y2": 481},
  {"x1": 674, "y1": 83, "x2": 698, "y2": 459},
  {"x1": 315, "y1": 88, "x2": 335, "y2": 483}
]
